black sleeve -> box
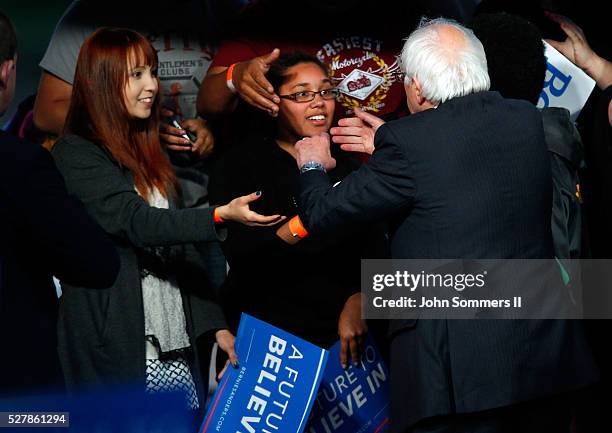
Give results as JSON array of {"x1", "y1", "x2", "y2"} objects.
[
  {"x1": 550, "y1": 155, "x2": 581, "y2": 260},
  {"x1": 52, "y1": 135, "x2": 225, "y2": 248},
  {"x1": 0, "y1": 137, "x2": 119, "y2": 289},
  {"x1": 298, "y1": 124, "x2": 417, "y2": 235}
]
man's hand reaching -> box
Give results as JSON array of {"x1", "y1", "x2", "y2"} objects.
[{"x1": 330, "y1": 108, "x2": 385, "y2": 155}]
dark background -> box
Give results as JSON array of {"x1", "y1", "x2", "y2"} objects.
[
  {"x1": 2, "y1": 0, "x2": 72, "y2": 126},
  {"x1": 1, "y1": 0, "x2": 607, "y2": 127}
]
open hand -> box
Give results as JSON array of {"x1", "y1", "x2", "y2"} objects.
[
  {"x1": 232, "y1": 49, "x2": 281, "y2": 116},
  {"x1": 216, "y1": 191, "x2": 286, "y2": 226},
  {"x1": 330, "y1": 108, "x2": 385, "y2": 155},
  {"x1": 544, "y1": 11, "x2": 597, "y2": 73}
]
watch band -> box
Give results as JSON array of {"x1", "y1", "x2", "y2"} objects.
[{"x1": 300, "y1": 161, "x2": 326, "y2": 174}]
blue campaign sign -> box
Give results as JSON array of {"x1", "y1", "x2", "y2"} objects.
[
  {"x1": 306, "y1": 335, "x2": 390, "y2": 433},
  {"x1": 200, "y1": 314, "x2": 329, "y2": 433}
]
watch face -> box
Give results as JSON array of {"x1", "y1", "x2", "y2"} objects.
[{"x1": 301, "y1": 161, "x2": 325, "y2": 173}]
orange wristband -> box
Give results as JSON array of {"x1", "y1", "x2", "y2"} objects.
[
  {"x1": 213, "y1": 207, "x2": 224, "y2": 224},
  {"x1": 226, "y1": 63, "x2": 237, "y2": 93},
  {"x1": 288, "y1": 215, "x2": 309, "y2": 239}
]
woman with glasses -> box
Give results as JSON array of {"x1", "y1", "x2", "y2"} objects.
[
  {"x1": 51, "y1": 28, "x2": 283, "y2": 410},
  {"x1": 209, "y1": 52, "x2": 386, "y2": 363}
]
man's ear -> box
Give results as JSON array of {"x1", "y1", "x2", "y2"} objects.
[
  {"x1": 412, "y1": 76, "x2": 426, "y2": 106},
  {"x1": 0, "y1": 59, "x2": 14, "y2": 90}
]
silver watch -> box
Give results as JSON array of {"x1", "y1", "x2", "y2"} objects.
[{"x1": 300, "y1": 161, "x2": 326, "y2": 174}]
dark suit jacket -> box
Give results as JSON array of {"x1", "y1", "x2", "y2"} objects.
[
  {"x1": 298, "y1": 92, "x2": 597, "y2": 430},
  {"x1": 0, "y1": 130, "x2": 119, "y2": 395}
]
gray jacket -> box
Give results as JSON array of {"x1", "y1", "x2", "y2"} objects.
[{"x1": 52, "y1": 134, "x2": 227, "y2": 400}]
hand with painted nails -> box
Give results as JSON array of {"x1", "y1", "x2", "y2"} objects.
[
  {"x1": 215, "y1": 191, "x2": 286, "y2": 226},
  {"x1": 545, "y1": 11, "x2": 612, "y2": 90},
  {"x1": 215, "y1": 329, "x2": 239, "y2": 380},
  {"x1": 232, "y1": 48, "x2": 282, "y2": 116},
  {"x1": 330, "y1": 107, "x2": 385, "y2": 155},
  {"x1": 338, "y1": 293, "x2": 367, "y2": 369}
]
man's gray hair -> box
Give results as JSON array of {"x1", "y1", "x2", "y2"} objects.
[{"x1": 399, "y1": 17, "x2": 490, "y2": 105}]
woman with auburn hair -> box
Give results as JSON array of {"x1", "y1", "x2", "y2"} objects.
[{"x1": 51, "y1": 27, "x2": 282, "y2": 409}]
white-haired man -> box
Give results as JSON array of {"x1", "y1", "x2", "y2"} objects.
[{"x1": 288, "y1": 18, "x2": 597, "y2": 433}]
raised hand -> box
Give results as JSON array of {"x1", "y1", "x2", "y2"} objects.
[
  {"x1": 232, "y1": 49, "x2": 282, "y2": 116},
  {"x1": 330, "y1": 108, "x2": 385, "y2": 155},
  {"x1": 544, "y1": 12, "x2": 597, "y2": 72},
  {"x1": 544, "y1": 11, "x2": 611, "y2": 90}
]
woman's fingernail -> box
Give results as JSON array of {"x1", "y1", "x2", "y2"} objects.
[
  {"x1": 256, "y1": 191, "x2": 262, "y2": 196},
  {"x1": 232, "y1": 360, "x2": 240, "y2": 368}
]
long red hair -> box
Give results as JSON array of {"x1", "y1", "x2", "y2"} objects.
[{"x1": 64, "y1": 27, "x2": 175, "y2": 200}]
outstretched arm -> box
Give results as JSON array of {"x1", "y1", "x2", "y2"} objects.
[
  {"x1": 295, "y1": 128, "x2": 416, "y2": 236},
  {"x1": 52, "y1": 136, "x2": 283, "y2": 248}
]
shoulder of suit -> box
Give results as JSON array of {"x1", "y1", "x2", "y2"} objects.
[{"x1": 376, "y1": 110, "x2": 433, "y2": 141}]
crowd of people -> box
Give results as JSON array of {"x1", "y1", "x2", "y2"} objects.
[{"x1": 1, "y1": 1, "x2": 611, "y2": 432}]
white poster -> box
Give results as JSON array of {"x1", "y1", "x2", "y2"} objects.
[{"x1": 537, "y1": 41, "x2": 596, "y2": 121}]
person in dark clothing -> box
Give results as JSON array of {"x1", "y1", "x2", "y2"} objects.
[
  {"x1": 472, "y1": 12, "x2": 585, "y2": 261},
  {"x1": 546, "y1": 12, "x2": 612, "y2": 433},
  {"x1": 0, "y1": 11, "x2": 120, "y2": 395},
  {"x1": 209, "y1": 52, "x2": 386, "y2": 363}
]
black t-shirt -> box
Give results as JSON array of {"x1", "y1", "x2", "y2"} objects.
[{"x1": 209, "y1": 136, "x2": 386, "y2": 347}]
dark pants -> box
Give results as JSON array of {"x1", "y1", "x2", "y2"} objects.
[{"x1": 407, "y1": 394, "x2": 572, "y2": 433}]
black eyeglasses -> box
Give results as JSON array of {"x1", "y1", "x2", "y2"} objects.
[{"x1": 279, "y1": 88, "x2": 340, "y2": 103}]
